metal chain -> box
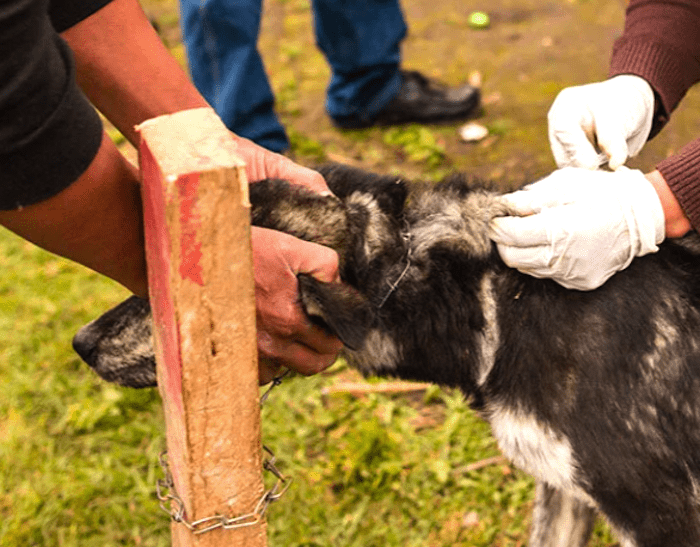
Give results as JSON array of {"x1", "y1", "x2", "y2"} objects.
[{"x1": 156, "y1": 370, "x2": 293, "y2": 534}]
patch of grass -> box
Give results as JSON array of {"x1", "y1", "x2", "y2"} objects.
[
  {"x1": 382, "y1": 125, "x2": 446, "y2": 169},
  {"x1": 0, "y1": 228, "x2": 167, "y2": 547},
  {"x1": 288, "y1": 128, "x2": 328, "y2": 163},
  {"x1": 261, "y1": 372, "x2": 539, "y2": 546}
]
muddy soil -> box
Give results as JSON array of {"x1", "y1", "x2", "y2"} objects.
[
  {"x1": 142, "y1": 0, "x2": 700, "y2": 191},
  {"x1": 252, "y1": 0, "x2": 700, "y2": 189}
]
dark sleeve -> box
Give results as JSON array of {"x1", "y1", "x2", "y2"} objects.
[
  {"x1": 0, "y1": 0, "x2": 103, "y2": 210},
  {"x1": 608, "y1": 0, "x2": 700, "y2": 138},
  {"x1": 48, "y1": 0, "x2": 113, "y2": 33}
]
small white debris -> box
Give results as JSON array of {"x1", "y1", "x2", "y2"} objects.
[
  {"x1": 468, "y1": 70, "x2": 483, "y2": 88},
  {"x1": 462, "y1": 510, "x2": 480, "y2": 527},
  {"x1": 459, "y1": 122, "x2": 489, "y2": 142}
]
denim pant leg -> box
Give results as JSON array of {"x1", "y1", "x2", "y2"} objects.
[
  {"x1": 311, "y1": 0, "x2": 407, "y2": 125},
  {"x1": 179, "y1": 0, "x2": 290, "y2": 152}
]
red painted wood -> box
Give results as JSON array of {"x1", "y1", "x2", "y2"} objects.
[
  {"x1": 176, "y1": 174, "x2": 204, "y2": 286},
  {"x1": 139, "y1": 139, "x2": 189, "y2": 506}
]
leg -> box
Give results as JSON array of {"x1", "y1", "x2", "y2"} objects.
[
  {"x1": 178, "y1": 0, "x2": 289, "y2": 152},
  {"x1": 598, "y1": 489, "x2": 700, "y2": 547},
  {"x1": 311, "y1": 0, "x2": 406, "y2": 125},
  {"x1": 529, "y1": 481, "x2": 596, "y2": 547}
]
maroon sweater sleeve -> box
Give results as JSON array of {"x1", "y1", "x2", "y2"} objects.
[{"x1": 609, "y1": 0, "x2": 700, "y2": 231}]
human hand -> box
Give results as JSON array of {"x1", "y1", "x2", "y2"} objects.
[
  {"x1": 232, "y1": 135, "x2": 330, "y2": 194},
  {"x1": 489, "y1": 167, "x2": 665, "y2": 290},
  {"x1": 232, "y1": 135, "x2": 342, "y2": 383},
  {"x1": 253, "y1": 227, "x2": 344, "y2": 384},
  {"x1": 548, "y1": 75, "x2": 655, "y2": 170}
]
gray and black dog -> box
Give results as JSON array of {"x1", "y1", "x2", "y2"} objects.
[{"x1": 73, "y1": 164, "x2": 700, "y2": 547}]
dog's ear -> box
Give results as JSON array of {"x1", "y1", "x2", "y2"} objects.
[
  {"x1": 297, "y1": 274, "x2": 374, "y2": 350},
  {"x1": 73, "y1": 296, "x2": 157, "y2": 388},
  {"x1": 316, "y1": 163, "x2": 408, "y2": 219}
]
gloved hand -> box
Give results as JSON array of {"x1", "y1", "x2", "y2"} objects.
[
  {"x1": 489, "y1": 167, "x2": 665, "y2": 290},
  {"x1": 548, "y1": 75, "x2": 655, "y2": 170}
]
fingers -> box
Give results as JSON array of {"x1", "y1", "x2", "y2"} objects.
[
  {"x1": 595, "y1": 115, "x2": 630, "y2": 171},
  {"x1": 252, "y1": 227, "x2": 343, "y2": 378},
  {"x1": 274, "y1": 159, "x2": 331, "y2": 195},
  {"x1": 550, "y1": 131, "x2": 603, "y2": 171},
  {"x1": 489, "y1": 212, "x2": 558, "y2": 274},
  {"x1": 548, "y1": 76, "x2": 655, "y2": 171},
  {"x1": 232, "y1": 134, "x2": 332, "y2": 195},
  {"x1": 489, "y1": 214, "x2": 550, "y2": 248},
  {"x1": 499, "y1": 173, "x2": 571, "y2": 215},
  {"x1": 548, "y1": 92, "x2": 602, "y2": 170},
  {"x1": 258, "y1": 358, "x2": 285, "y2": 386},
  {"x1": 289, "y1": 241, "x2": 341, "y2": 284},
  {"x1": 495, "y1": 244, "x2": 553, "y2": 274},
  {"x1": 257, "y1": 324, "x2": 343, "y2": 377},
  {"x1": 256, "y1": 305, "x2": 342, "y2": 382}
]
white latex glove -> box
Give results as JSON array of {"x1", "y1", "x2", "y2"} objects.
[
  {"x1": 489, "y1": 167, "x2": 665, "y2": 290},
  {"x1": 548, "y1": 75, "x2": 655, "y2": 170}
]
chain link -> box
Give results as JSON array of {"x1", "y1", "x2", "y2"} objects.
[{"x1": 156, "y1": 370, "x2": 293, "y2": 534}]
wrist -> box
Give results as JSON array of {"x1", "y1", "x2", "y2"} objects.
[{"x1": 645, "y1": 170, "x2": 692, "y2": 238}]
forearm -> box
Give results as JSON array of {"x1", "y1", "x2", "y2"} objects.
[
  {"x1": 646, "y1": 169, "x2": 692, "y2": 238},
  {"x1": 0, "y1": 132, "x2": 148, "y2": 296},
  {"x1": 60, "y1": 0, "x2": 208, "y2": 145}
]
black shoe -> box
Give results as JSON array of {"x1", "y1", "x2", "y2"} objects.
[{"x1": 332, "y1": 70, "x2": 481, "y2": 130}]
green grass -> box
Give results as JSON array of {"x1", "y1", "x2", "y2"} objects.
[
  {"x1": 0, "y1": 225, "x2": 619, "y2": 546},
  {"x1": 0, "y1": 229, "x2": 168, "y2": 546},
  {"x1": 382, "y1": 126, "x2": 447, "y2": 170}
]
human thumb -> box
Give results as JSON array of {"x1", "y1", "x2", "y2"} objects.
[{"x1": 289, "y1": 236, "x2": 341, "y2": 284}]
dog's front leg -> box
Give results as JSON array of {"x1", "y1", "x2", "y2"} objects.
[{"x1": 529, "y1": 481, "x2": 596, "y2": 547}]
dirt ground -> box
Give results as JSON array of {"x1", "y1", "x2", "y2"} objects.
[{"x1": 142, "y1": 0, "x2": 700, "y2": 191}]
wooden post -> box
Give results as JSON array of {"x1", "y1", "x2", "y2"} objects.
[{"x1": 137, "y1": 107, "x2": 266, "y2": 547}]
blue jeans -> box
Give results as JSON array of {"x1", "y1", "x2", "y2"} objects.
[{"x1": 179, "y1": 0, "x2": 407, "y2": 152}]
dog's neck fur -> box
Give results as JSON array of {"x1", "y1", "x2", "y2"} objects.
[{"x1": 334, "y1": 177, "x2": 513, "y2": 405}]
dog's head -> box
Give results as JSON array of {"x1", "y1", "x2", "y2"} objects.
[
  {"x1": 252, "y1": 165, "x2": 509, "y2": 390},
  {"x1": 72, "y1": 165, "x2": 412, "y2": 387},
  {"x1": 73, "y1": 164, "x2": 507, "y2": 390}
]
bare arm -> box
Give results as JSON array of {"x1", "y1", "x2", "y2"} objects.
[
  {"x1": 60, "y1": 0, "x2": 330, "y2": 192},
  {"x1": 645, "y1": 170, "x2": 692, "y2": 238},
  {"x1": 61, "y1": 0, "x2": 206, "y2": 145}
]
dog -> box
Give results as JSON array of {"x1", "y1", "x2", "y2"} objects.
[{"x1": 72, "y1": 164, "x2": 700, "y2": 547}]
